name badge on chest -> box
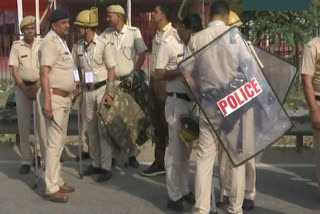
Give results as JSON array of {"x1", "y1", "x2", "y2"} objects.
[
  {"x1": 73, "y1": 68, "x2": 80, "y2": 83},
  {"x1": 85, "y1": 71, "x2": 94, "y2": 84}
]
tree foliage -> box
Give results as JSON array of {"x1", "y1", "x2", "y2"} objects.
[{"x1": 241, "y1": 0, "x2": 320, "y2": 54}]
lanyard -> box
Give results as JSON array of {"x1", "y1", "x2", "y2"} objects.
[
  {"x1": 55, "y1": 31, "x2": 80, "y2": 82},
  {"x1": 56, "y1": 34, "x2": 74, "y2": 64},
  {"x1": 83, "y1": 41, "x2": 97, "y2": 69},
  {"x1": 155, "y1": 26, "x2": 172, "y2": 44},
  {"x1": 115, "y1": 27, "x2": 127, "y2": 53}
]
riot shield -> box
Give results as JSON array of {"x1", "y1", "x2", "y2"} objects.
[
  {"x1": 251, "y1": 45, "x2": 298, "y2": 103},
  {"x1": 179, "y1": 27, "x2": 292, "y2": 166}
]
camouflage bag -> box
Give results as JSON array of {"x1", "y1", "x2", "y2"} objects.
[
  {"x1": 118, "y1": 69, "x2": 153, "y2": 146},
  {"x1": 97, "y1": 83, "x2": 147, "y2": 152}
]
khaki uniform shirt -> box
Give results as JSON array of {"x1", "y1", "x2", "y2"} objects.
[
  {"x1": 39, "y1": 30, "x2": 76, "y2": 92},
  {"x1": 72, "y1": 33, "x2": 116, "y2": 83},
  {"x1": 100, "y1": 25, "x2": 147, "y2": 77},
  {"x1": 150, "y1": 22, "x2": 175, "y2": 76},
  {"x1": 301, "y1": 37, "x2": 320, "y2": 95},
  {"x1": 156, "y1": 31, "x2": 187, "y2": 93},
  {"x1": 186, "y1": 21, "x2": 231, "y2": 92},
  {"x1": 8, "y1": 38, "x2": 42, "y2": 82}
]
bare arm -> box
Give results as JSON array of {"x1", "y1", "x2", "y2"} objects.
[
  {"x1": 40, "y1": 65, "x2": 52, "y2": 119},
  {"x1": 155, "y1": 68, "x2": 180, "y2": 80},
  {"x1": 302, "y1": 74, "x2": 320, "y2": 129},
  {"x1": 134, "y1": 51, "x2": 147, "y2": 70},
  {"x1": 107, "y1": 66, "x2": 116, "y2": 83}
]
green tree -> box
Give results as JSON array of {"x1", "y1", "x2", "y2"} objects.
[{"x1": 241, "y1": 0, "x2": 320, "y2": 65}]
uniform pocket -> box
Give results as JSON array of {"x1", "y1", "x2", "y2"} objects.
[
  {"x1": 93, "y1": 54, "x2": 103, "y2": 65},
  {"x1": 122, "y1": 46, "x2": 134, "y2": 60}
]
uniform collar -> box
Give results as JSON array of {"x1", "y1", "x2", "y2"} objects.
[
  {"x1": 158, "y1": 22, "x2": 172, "y2": 34},
  {"x1": 84, "y1": 33, "x2": 98, "y2": 50},
  {"x1": 20, "y1": 37, "x2": 39, "y2": 47},
  {"x1": 84, "y1": 33, "x2": 98, "y2": 45},
  {"x1": 114, "y1": 24, "x2": 127, "y2": 36},
  {"x1": 207, "y1": 20, "x2": 226, "y2": 28}
]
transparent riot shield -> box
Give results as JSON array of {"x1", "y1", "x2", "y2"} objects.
[
  {"x1": 179, "y1": 27, "x2": 292, "y2": 166},
  {"x1": 251, "y1": 45, "x2": 298, "y2": 103}
]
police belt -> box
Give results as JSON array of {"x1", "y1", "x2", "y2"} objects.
[
  {"x1": 23, "y1": 80, "x2": 37, "y2": 86},
  {"x1": 167, "y1": 92, "x2": 191, "y2": 102},
  {"x1": 52, "y1": 88, "x2": 69, "y2": 97},
  {"x1": 86, "y1": 80, "x2": 107, "y2": 90}
]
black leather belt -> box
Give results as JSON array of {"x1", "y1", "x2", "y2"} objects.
[
  {"x1": 86, "y1": 80, "x2": 107, "y2": 90},
  {"x1": 167, "y1": 92, "x2": 191, "y2": 101},
  {"x1": 315, "y1": 95, "x2": 320, "y2": 101},
  {"x1": 23, "y1": 80, "x2": 37, "y2": 86}
]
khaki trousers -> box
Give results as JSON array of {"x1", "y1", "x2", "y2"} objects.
[
  {"x1": 220, "y1": 154, "x2": 256, "y2": 200},
  {"x1": 80, "y1": 95, "x2": 89, "y2": 153},
  {"x1": 218, "y1": 108, "x2": 256, "y2": 214},
  {"x1": 193, "y1": 113, "x2": 219, "y2": 214},
  {"x1": 41, "y1": 92, "x2": 71, "y2": 194},
  {"x1": 16, "y1": 86, "x2": 46, "y2": 165},
  {"x1": 83, "y1": 86, "x2": 112, "y2": 170},
  {"x1": 165, "y1": 96, "x2": 193, "y2": 201}
]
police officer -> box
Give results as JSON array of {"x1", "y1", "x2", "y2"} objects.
[
  {"x1": 217, "y1": 11, "x2": 256, "y2": 212},
  {"x1": 39, "y1": 9, "x2": 78, "y2": 203},
  {"x1": 184, "y1": 2, "x2": 248, "y2": 214},
  {"x1": 72, "y1": 8, "x2": 117, "y2": 182},
  {"x1": 155, "y1": 14, "x2": 202, "y2": 212},
  {"x1": 100, "y1": 5, "x2": 148, "y2": 168},
  {"x1": 301, "y1": 37, "x2": 320, "y2": 192},
  {"x1": 8, "y1": 16, "x2": 46, "y2": 175},
  {"x1": 142, "y1": 3, "x2": 174, "y2": 177}
]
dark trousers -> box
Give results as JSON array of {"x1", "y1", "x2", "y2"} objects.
[{"x1": 150, "y1": 77, "x2": 168, "y2": 167}]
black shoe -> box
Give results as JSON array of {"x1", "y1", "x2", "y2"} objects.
[
  {"x1": 83, "y1": 165, "x2": 102, "y2": 176},
  {"x1": 142, "y1": 162, "x2": 165, "y2": 177},
  {"x1": 19, "y1": 164, "x2": 30, "y2": 175},
  {"x1": 167, "y1": 198, "x2": 184, "y2": 212},
  {"x1": 216, "y1": 195, "x2": 229, "y2": 208},
  {"x1": 32, "y1": 156, "x2": 41, "y2": 167},
  {"x1": 112, "y1": 158, "x2": 116, "y2": 167},
  {"x1": 183, "y1": 192, "x2": 195, "y2": 205},
  {"x1": 75, "y1": 152, "x2": 90, "y2": 162},
  {"x1": 242, "y1": 199, "x2": 254, "y2": 211},
  {"x1": 97, "y1": 169, "x2": 112, "y2": 182},
  {"x1": 128, "y1": 156, "x2": 140, "y2": 168}
]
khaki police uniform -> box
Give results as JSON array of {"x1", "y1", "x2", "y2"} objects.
[
  {"x1": 150, "y1": 22, "x2": 175, "y2": 167},
  {"x1": 39, "y1": 29, "x2": 76, "y2": 195},
  {"x1": 186, "y1": 21, "x2": 246, "y2": 214},
  {"x1": 72, "y1": 34, "x2": 116, "y2": 171},
  {"x1": 156, "y1": 31, "x2": 194, "y2": 201},
  {"x1": 8, "y1": 38, "x2": 46, "y2": 165},
  {"x1": 100, "y1": 24, "x2": 147, "y2": 157},
  {"x1": 301, "y1": 37, "x2": 320, "y2": 166}
]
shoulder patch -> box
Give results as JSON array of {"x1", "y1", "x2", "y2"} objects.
[
  {"x1": 127, "y1": 26, "x2": 138, "y2": 31},
  {"x1": 102, "y1": 27, "x2": 114, "y2": 34},
  {"x1": 96, "y1": 36, "x2": 109, "y2": 46},
  {"x1": 13, "y1": 40, "x2": 22, "y2": 46},
  {"x1": 75, "y1": 39, "x2": 84, "y2": 46}
]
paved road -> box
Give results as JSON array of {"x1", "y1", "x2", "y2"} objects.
[{"x1": 0, "y1": 143, "x2": 319, "y2": 214}]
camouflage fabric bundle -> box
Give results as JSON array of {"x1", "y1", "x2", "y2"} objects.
[
  {"x1": 97, "y1": 84, "x2": 147, "y2": 152},
  {"x1": 118, "y1": 69, "x2": 153, "y2": 146}
]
